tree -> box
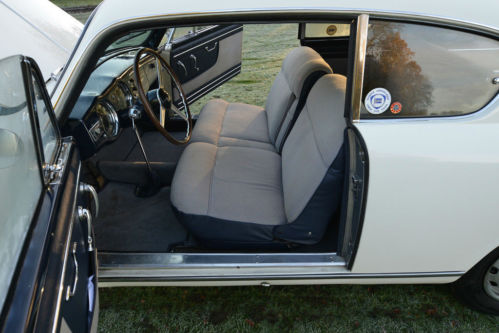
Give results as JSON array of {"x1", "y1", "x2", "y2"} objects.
[{"x1": 363, "y1": 22, "x2": 433, "y2": 116}]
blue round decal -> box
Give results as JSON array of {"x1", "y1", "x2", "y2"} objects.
[{"x1": 365, "y1": 88, "x2": 391, "y2": 114}]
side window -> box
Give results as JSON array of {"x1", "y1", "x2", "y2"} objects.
[
  {"x1": 0, "y1": 56, "x2": 43, "y2": 309},
  {"x1": 361, "y1": 21, "x2": 499, "y2": 119}
]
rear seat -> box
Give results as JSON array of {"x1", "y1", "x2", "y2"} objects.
[{"x1": 190, "y1": 46, "x2": 333, "y2": 152}]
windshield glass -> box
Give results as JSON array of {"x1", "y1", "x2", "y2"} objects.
[
  {"x1": 103, "y1": 28, "x2": 168, "y2": 56},
  {"x1": 105, "y1": 31, "x2": 154, "y2": 54}
]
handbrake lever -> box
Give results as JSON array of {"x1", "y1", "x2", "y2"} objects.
[{"x1": 129, "y1": 106, "x2": 161, "y2": 197}]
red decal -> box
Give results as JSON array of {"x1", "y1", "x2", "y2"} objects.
[{"x1": 390, "y1": 102, "x2": 402, "y2": 114}]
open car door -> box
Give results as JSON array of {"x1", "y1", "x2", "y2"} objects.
[
  {"x1": 166, "y1": 24, "x2": 243, "y2": 108},
  {"x1": 0, "y1": 56, "x2": 98, "y2": 333}
]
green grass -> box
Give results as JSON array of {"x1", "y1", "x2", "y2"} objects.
[
  {"x1": 54, "y1": 3, "x2": 499, "y2": 331},
  {"x1": 99, "y1": 285, "x2": 498, "y2": 332},
  {"x1": 191, "y1": 24, "x2": 299, "y2": 114},
  {"x1": 51, "y1": 0, "x2": 101, "y2": 8}
]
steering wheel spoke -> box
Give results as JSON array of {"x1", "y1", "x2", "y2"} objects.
[
  {"x1": 170, "y1": 105, "x2": 188, "y2": 122},
  {"x1": 133, "y1": 48, "x2": 192, "y2": 145},
  {"x1": 159, "y1": 104, "x2": 167, "y2": 127}
]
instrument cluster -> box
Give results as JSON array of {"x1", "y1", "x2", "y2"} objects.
[{"x1": 86, "y1": 57, "x2": 158, "y2": 145}]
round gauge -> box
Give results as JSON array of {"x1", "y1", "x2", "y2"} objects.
[
  {"x1": 118, "y1": 81, "x2": 134, "y2": 108},
  {"x1": 95, "y1": 101, "x2": 119, "y2": 138}
]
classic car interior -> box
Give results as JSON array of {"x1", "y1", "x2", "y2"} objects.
[
  {"x1": 63, "y1": 22, "x2": 365, "y2": 257},
  {"x1": 4, "y1": 5, "x2": 499, "y2": 330}
]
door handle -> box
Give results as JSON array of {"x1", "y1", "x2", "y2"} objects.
[
  {"x1": 176, "y1": 60, "x2": 188, "y2": 76},
  {"x1": 189, "y1": 54, "x2": 200, "y2": 71},
  {"x1": 205, "y1": 42, "x2": 218, "y2": 52},
  {"x1": 78, "y1": 207, "x2": 94, "y2": 252},
  {"x1": 65, "y1": 242, "x2": 79, "y2": 301},
  {"x1": 79, "y1": 183, "x2": 99, "y2": 217}
]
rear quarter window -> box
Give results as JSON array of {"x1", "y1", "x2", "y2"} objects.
[{"x1": 361, "y1": 21, "x2": 499, "y2": 119}]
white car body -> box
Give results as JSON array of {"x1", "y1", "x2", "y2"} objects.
[
  {"x1": 3, "y1": 1, "x2": 499, "y2": 329},
  {"x1": 43, "y1": 0, "x2": 499, "y2": 285},
  {"x1": 0, "y1": 0, "x2": 82, "y2": 90}
]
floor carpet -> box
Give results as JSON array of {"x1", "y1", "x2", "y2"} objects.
[{"x1": 94, "y1": 182, "x2": 188, "y2": 252}]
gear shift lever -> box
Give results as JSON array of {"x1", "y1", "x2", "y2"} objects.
[{"x1": 129, "y1": 107, "x2": 161, "y2": 197}]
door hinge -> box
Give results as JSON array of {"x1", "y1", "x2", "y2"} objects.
[
  {"x1": 43, "y1": 162, "x2": 63, "y2": 183},
  {"x1": 44, "y1": 141, "x2": 71, "y2": 184}
]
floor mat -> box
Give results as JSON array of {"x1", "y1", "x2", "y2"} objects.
[{"x1": 94, "y1": 182, "x2": 188, "y2": 252}]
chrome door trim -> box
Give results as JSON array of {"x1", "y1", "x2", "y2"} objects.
[
  {"x1": 98, "y1": 252, "x2": 345, "y2": 268},
  {"x1": 99, "y1": 270, "x2": 464, "y2": 284},
  {"x1": 351, "y1": 14, "x2": 369, "y2": 122},
  {"x1": 51, "y1": 161, "x2": 81, "y2": 333},
  {"x1": 181, "y1": 64, "x2": 241, "y2": 104},
  {"x1": 97, "y1": 252, "x2": 463, "y2": 284}
]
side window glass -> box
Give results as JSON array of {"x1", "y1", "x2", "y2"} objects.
[
  {"x1": 30, "y1": 69, "x2": 58, "y2": 165},
  {"x1": 361, "y1": 21, "x2": 499, "y2": 119},
  {"x1": 0, "y1": 56, "x2": 43, "y2": 309}
]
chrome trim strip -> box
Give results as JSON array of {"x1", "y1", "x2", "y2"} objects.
[
  {"x1": 51, "y1": 162, "x2": 81, "y2": 333},
  {"x1": 173, "y1": 26, "x2": 243, "y2": 58},
  {"x1": 175, "y1": 65, "x2": 241, "y2": 109},
  {"x1": 98, "y1": 252, "x2": 464, "y2": 284},
  {"x1": 98, "y1": 252, "x2": 345, "y2": 269},
  {"x1": 99, "y1": 270, "x2": 464, "y2": 283},
  {"x1": 351, "y1": 14, "x2": 369, "y2": 121},
  {"x1": 186, "y1": 65, "x2": 240, "y2": 101}
]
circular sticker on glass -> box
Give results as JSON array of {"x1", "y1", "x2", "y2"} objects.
[
  {"x1": 390, "y1": 102, "x2": 402, "y2": 114},
  {"x1": 365, "y1": 88, "x2": 391, "y2": 114}
]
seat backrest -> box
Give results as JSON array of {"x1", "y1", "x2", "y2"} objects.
[
  {"x1": 265, "y1": 47, "x2": 332, "y2": 149},
  {"x1": 274, "y1": 74, "x2": 347, "y2": 245}
]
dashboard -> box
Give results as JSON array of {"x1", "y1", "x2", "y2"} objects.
[{"x1": 66, "y1": 53, "x2": 162, "y2": 158}]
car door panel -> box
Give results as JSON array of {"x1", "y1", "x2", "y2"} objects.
[
  {"x1": 60, "y1": 209, "x2": 91, "y2": 332},
  {"x1": 0, "y1": 57, "x2": 98, "y2": 333},
  {"x1": 338, "y1": 128, "x2": 368, "y2": 268},
  {"x1": 31, "y1": 142, "x2": 98, "y2": 333},
  {"x1": 170, "y1": 24, "x2": 243, "y2": 107},
  {"x1": 172, "y1": 39, "x2": 220, "y2": 84}
]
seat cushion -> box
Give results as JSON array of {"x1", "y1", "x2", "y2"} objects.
[
  {"x1": 171, "y1": 141, "x2": 286, "y2": 246},
  {"x1": 191, "y1": 99, "x2": 275, "y2": 151}
]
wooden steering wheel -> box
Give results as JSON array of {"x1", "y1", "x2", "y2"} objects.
[{"x1": 133, "y1": 48, "x2": 192, "y2": 145}]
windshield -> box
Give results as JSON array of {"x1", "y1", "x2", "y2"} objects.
[
  {"x1": 103, "y1": 28, "x2": 168, "y2": 56},
  {"x1": 105, "y1": 31, "x2": 154, "y2": 54}
]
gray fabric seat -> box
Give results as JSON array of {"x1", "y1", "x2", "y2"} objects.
[
  {"x1": 191, "y1": 46, "x2": 333, "y2": 152},
  {"x1": 171, "y1": 74, "x2": 347, "y2": 247}
]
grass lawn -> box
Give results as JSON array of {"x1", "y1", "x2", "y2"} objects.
[
  {"x1": 99, "y1": 284, "x2": 498, "y2": 332},
  {"x1": 190, "y1": 23, "x2": 300, "y2": 115},
  {"x1": 51, "y1": 0, "x2": 101, "y2": 7},
  {"x1": 53, "y1": 3, "x2": 499, "y2": 332}
]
